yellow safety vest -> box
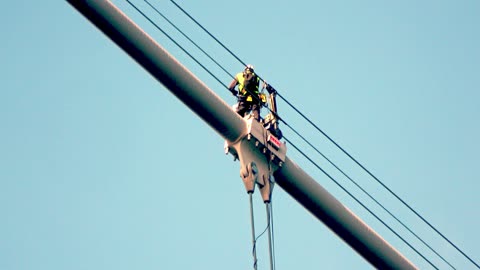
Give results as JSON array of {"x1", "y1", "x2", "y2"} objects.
[{"x1": 235, "y1": 71, "x2": 259, "y2": 96}]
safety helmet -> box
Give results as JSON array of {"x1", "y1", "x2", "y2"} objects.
[{"x1": 245, "y1": 64, "x2": 255, "y2": 71}]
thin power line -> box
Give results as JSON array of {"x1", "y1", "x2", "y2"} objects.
[{"x1": 168, "y1": 1, "x2": 479, "y2": 268}]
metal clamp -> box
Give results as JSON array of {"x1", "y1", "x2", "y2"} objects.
[{"x1": 225, "y1": 118, "x2": 287, "y2": 202}]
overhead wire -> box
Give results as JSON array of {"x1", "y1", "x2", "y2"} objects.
[
  {"x1": 167, "y1": 1, "x2": 479, "y2": 268},
  {"x1": 128, "y1": 0, "x2": 456, "y2": 268}
]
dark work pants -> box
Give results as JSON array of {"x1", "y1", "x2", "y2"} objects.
[{"x1": 236, "y1": 100, "x2": 260, "y2": 120}]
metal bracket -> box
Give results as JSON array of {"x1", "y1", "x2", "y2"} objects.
[{"x1": 225, "y1": 117, "x2": 287, "y2": 202}]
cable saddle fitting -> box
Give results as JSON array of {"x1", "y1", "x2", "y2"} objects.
[{"x1": 225, "y1": 116, "x2": 287, "y2": 202}]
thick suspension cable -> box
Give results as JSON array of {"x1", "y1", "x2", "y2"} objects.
[{"x1": 282, "y1": 135, "x2": 439, "y2": 269}]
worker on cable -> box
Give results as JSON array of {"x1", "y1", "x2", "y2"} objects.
[{"x1": 228, "y1": 64, "x2": 262, "y2": 121}]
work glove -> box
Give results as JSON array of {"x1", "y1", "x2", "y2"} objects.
[{"x1": 230, "y1": 89, "x2": 238, "y2": 96}]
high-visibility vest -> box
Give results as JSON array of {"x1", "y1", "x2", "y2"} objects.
[{"x1": 235, "y1": 71, "x2": 259, "y2": 96}]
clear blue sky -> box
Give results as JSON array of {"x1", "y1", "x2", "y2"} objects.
[{"x1": 2, "y1": 0, "x2": 479, "y2": 269}]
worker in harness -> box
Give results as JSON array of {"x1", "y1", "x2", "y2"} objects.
[{"x1": 228, "y1": 64, "x2": 264, "y2": 121}]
